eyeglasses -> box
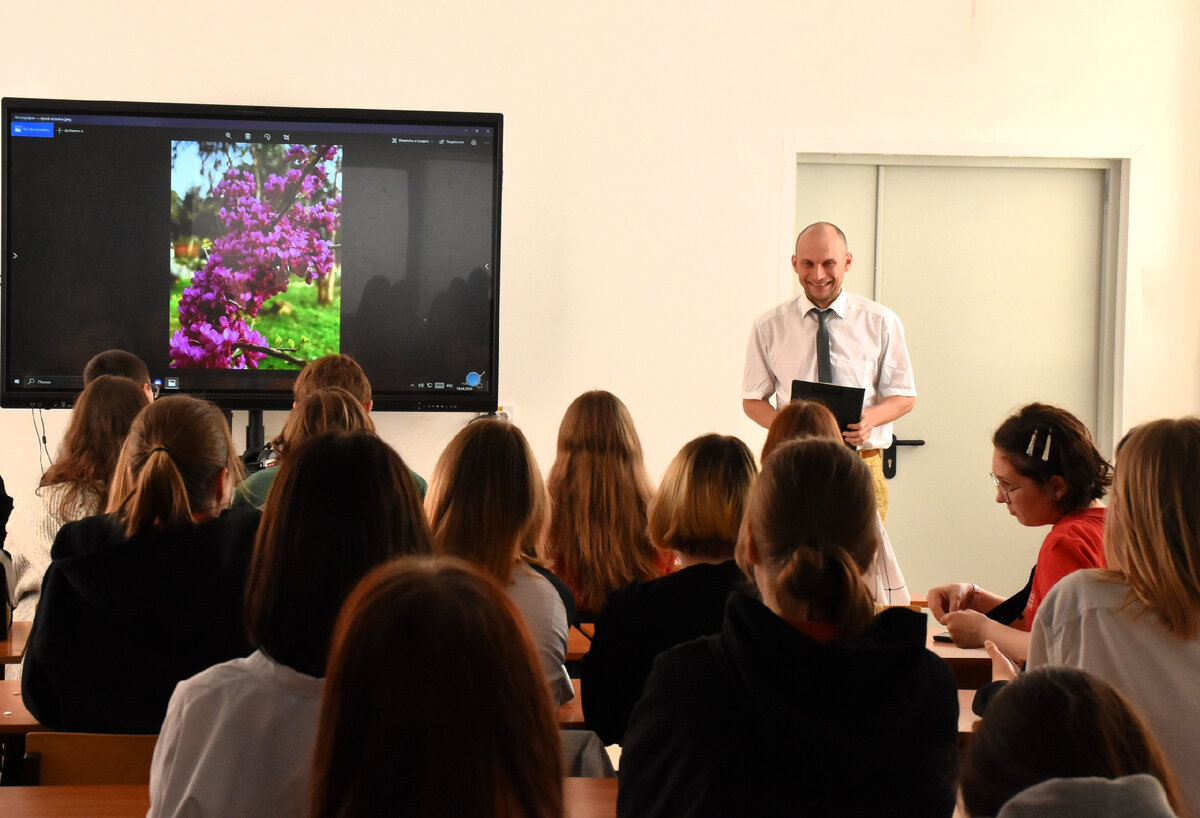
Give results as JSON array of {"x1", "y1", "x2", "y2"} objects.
[{"x1": 989, "y1": 472, "x2": 1022, "y2": 503}]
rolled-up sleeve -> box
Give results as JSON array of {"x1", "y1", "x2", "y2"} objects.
[{"x1": 742, "y1": 322, "x2": 776, "y2": 401}]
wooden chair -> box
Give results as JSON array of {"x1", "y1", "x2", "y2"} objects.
[{"x1": 22, "y1": 732, "x2": 158, "y2": 785}]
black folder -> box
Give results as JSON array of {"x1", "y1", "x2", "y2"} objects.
[{"x1": 790, "y1": 380, "x2": 866, "y2": 434}]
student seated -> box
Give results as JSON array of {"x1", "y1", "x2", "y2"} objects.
[
  {"x1": 233, "y1": 353, "x2": 426, "y2": 507},
  {"x1": 960, "y1": 667, "x2": 1182, "y2": 817},
  {"x1": 233, "y1": 386, "x2": 373, "y2": 509},
  {"x1": 618, "y1": 438, "x2": 959, "y2": 818},
  {"x1": 928, "y1": 403, "x2": 1111, "y2": 659},
  {"x1": 148, "y1": 431, "x2": 432, "y2": 817},
  {"x1": 22, "y1": 396, "x2": 258, "y2": 733},
  {"x1": 425, "y1": 419, "x2": 573, "y2": 704},
  {"x1": 6, "y1": 376, "x2": 146, "y2": 656},
  {"x1": 310, "y1": 557, "x2": 563, "y2": 818},
  {"x1": 583, "y1": 433, "x2": 757, "y2": 745},
  {"x1": 83, "y1": 348, "x2": 157, "y2": 403},
  {"x1": 762, "y1": 400, "x2": 909, "y2": 604},
  {"x1": 1029, "y1": 417, "x2": 1200, "y2": 817},
  {"x1": 544, "y1": 390, "x2": 670, "y2": 618}
]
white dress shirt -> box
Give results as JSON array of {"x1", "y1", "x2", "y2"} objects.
[{"x1": 743, "y1": 290, "x2": 916, "y2": 451}]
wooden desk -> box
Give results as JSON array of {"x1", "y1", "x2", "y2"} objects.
[
  {"x1": 927, "y1": 623, "x2": 991, "y2": 689},
  {"x1": 0, "y1": 623, "x2": 31, "y2": 664},
  {"x1": 567, "y1": 626, "x2": 592, "y2": 662},
  {"x1": 559, "y1": 678, "x2": 584, "y2": 727},
  {"x1": 0, "y1": 779, "x2": 618, "y2": 818},
  {"x1": 0, "y1": 680, "x2": 41, "y2": 736},
  {"x1": 0, "y1": 784, "x2": 149, "y2": 816}
]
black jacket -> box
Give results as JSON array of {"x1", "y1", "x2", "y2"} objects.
[
  {"x1": 583, "y1": 559, "x2": 746, "y2": 745},
  {"x1": 619, "y1": 593, "x2": 959, "y2": 818},
  {"x1": 22, "y1": 507, "x2": 260, "y2": 733}
]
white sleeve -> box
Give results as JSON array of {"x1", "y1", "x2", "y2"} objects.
[
  {"x1": 8, "y1": 489, "x2": 59, "y2": 623},
  {"x1": 1028, "y1": 578, "x2": 1072, "y2": 669},
  {"x1": 876, "y1": 313, "x2": 916, "y2": 398},
  {"x1": 742, "y1": 321, "x2": 776, "y2": 401}
]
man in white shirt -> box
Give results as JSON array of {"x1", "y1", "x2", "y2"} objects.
[{"x1": 742, "y1": 222, "x2": 916, "y2": 519}]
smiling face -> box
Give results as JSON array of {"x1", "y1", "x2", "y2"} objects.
[
  {"x1": 991, "y1": 447, "x2": 1064, "y2": 527},
  {"x1": 792, "y1": 225, "x2": 852, "y2": 309}
]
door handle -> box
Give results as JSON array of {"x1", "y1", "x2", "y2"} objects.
[{"x1": 883, "y1": 434, "x2": 925, "y2": 479}]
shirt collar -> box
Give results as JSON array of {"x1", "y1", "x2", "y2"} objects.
[{"x1": 800, "y1": 288, "x2": 848, "y2": 319}]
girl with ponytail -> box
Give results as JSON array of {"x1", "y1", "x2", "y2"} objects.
[
  {"x1": 619, "y1": 437, "x2": 959, "y2": 818},
  {"x1": 23, "y1": 396, "x2": 260, "y2": 734}
]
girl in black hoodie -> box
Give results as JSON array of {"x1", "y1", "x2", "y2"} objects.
[
  {"x1": 22, "y1": 395, "x2": 259, "y2": 734},
  {"x1": 619, "y1": 437, "x2": 959, "y2": 818}
]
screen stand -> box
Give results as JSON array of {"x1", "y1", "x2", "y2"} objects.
[
  {"x1": 243, "y1": 409, "x2": 266, "y2": 471},
  {"x1": 223, "y1": 409, "x2": 268, "y2": 473}
]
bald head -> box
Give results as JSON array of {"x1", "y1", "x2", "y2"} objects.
[{"x1": 796, "y1": 222, "x2": 848, "y2": 254}]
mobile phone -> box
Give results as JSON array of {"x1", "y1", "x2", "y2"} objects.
[{"x1": 932, "y1": 631, "x2": 954, "y2": 643}]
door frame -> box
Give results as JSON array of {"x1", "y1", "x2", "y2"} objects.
[{"x1": 778, "y1": 149, "x2": 1129, "y2": 454}]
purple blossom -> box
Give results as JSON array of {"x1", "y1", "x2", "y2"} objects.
[{"x1": 172, "y1": 145, "x2": 340, "y2": 369}]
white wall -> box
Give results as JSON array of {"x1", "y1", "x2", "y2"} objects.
[{"x1": 4, "y1": 0, "x2": 1199, "y2": 596}]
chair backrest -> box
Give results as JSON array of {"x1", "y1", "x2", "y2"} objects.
[{"x1": 23, "y1": 732, "x2": 158, "y2": 785}]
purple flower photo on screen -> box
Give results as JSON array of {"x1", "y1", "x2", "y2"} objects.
[{"x1": 168, "y1": 141, "x2": 343, "y2": 370}]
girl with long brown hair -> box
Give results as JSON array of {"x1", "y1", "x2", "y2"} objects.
[
  {"x1": 425, "y1": 419, "x2": 573, "y2": 704},
  {"x1": 544, "y1": 390, "x2": 668, "y2": 616},
  {"x1": 6, "y1": 375, "x2": 147, "y2": 635}
]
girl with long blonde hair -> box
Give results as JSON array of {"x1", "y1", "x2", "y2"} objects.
[{"x1": 1030, "y1": 417, "x2": 1200, "y2": 817}]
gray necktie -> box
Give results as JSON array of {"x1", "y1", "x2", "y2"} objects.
[{"x1": 815, "y1": 308, "x2": 833, "y2": 384}]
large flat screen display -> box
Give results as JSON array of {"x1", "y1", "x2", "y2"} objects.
[{"x1": 2, "y1": 97, "x2": 501, "y2": 411}]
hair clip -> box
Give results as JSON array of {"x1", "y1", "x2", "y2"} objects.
[
  {"x1": 1026, "y1": 430, "x2": 1038, "y2": 457},
  {"x1": 1042, "y1": 430, "x2": 1052, "y2": 462}
]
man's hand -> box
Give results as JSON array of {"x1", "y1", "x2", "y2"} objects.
[
  {"x1": 844, "y1": 413, "x2": 876, "y2": 447},
  {"x1": 845, "y1": 395, "x2": 915, "y2": 448}
]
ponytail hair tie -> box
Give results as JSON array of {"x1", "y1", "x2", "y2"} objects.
[{"x1": 149, "y1": 446, "x2": 174, "y2": 458}]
